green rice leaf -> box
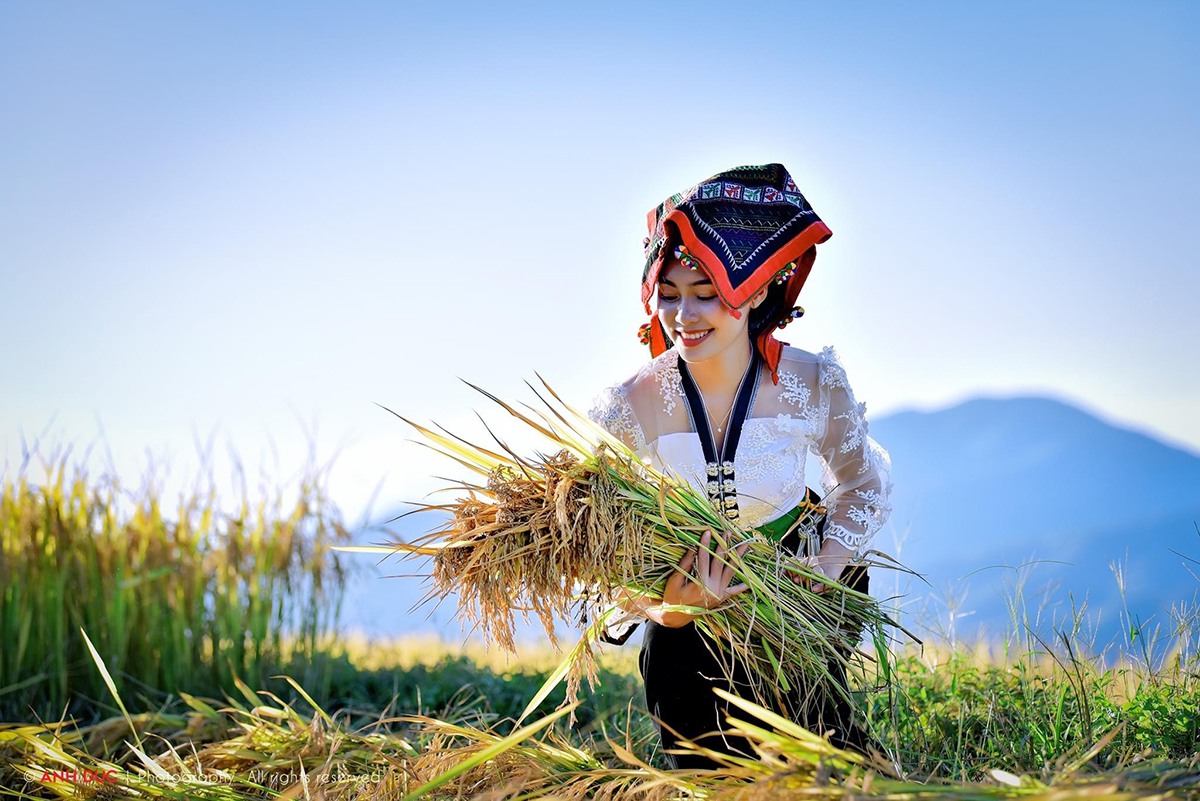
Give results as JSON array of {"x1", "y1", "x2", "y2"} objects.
[
  {"x1": 275, "y1": 674, "x2": 335, "y2": 728},
  {"x1": 761, "y1": 636, "x2": 792, "y2": 692},
  {"x1": 80, "y1": 626, "x2": 145, "y2": 754}
]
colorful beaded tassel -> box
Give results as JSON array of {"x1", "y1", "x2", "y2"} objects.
[
  {"x1": 674, "y1": 244, "x2": 700, "y2": 271},
  {"x1": 774, "y1": 261, "x2": 798, "y2": 285},
  {"x1": 637, "y1": 322, "x2": 653, "y2": 344},
  {"x1": 776, "y1": 306, "x2": 805, "y2": 329}
]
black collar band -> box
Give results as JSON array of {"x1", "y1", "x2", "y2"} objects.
[{"x1": 676, "y1": 347, "x2": 761, "y2": 524}]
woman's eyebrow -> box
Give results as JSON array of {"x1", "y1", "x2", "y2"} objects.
[{"x1": 660, "y1": 277, "x2": 714, "y2": 287}]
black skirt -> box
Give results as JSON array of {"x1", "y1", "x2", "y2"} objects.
[{"x1": 638, "y1": 522, "x2": 872, "y2": 770}]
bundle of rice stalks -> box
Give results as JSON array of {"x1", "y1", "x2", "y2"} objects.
[{"x1": 341, "y1": 375, "x2": 915, "y2": 724}]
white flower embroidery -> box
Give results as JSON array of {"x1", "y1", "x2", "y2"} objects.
[
  {"x1": 804, "y1": 346, "x2": 895, "y2": 556},
  {"x1": 833, "y1": 399, "x2": 869, "y2": 458},
  {"x1": 777, "y1": 368, "x2": 811, "y2": 408},
  {"x1": 736, "y1": 416, "x2": 808, "y2": 499},
  {"x1": 586, "y1": 385, "x2": 647, "y2": 453},
  {"x1": 777, "y1": 370, "x2": 828, "y2": 433},
  {"x1": 818, "y1": 345, "x2": 850, "y2": 390},
  {"x1": 647, "y1": 349, "x2": 684, "y2": 416}
]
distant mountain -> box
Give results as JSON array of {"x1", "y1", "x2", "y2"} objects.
[
  {"x1": 339, "y1": 395, "x2": 1200, "y2": 652},
  {"x1": 869, "y1": 395, "x2": 1200, "y2": 649}
]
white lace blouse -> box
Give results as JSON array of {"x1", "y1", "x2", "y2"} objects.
[{"x1": 586, "y1": 343, "x2": 894, "y2": 557}]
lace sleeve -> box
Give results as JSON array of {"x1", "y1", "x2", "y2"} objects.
[
  {"x1": 586, "y1": 384, "x2": 648, "y2": 455},
  {"x1": 808, "y1": 346, "x2": 894, "y2": 558}
]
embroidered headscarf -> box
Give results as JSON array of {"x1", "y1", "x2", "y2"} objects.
[{"x1": 640, "y1": 163, "x2": 832, "y2": 385}]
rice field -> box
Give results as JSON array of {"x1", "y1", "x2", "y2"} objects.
[
  {"x1": 1, "y1": 445, "x2": 1198, "y2": 798},
  {"x1": 0, "y1": 444, "x2": 353, "y2": 724}
]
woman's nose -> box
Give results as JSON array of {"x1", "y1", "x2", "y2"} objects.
[{"x1": 677, "y1": 298, "x2": 701, "y2": 324}]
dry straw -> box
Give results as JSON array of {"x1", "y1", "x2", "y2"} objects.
[{"x1": 6, "y1": 629, "x2": 1198, "y2": 799}]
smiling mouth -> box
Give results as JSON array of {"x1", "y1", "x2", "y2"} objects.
[{"x1": 677, "y1": 329, "x2": 713, "y2": 345}]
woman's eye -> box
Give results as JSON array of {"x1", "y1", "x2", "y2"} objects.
[{"x1": 659, "y1": 294, "x2": 717, "y2": 302}]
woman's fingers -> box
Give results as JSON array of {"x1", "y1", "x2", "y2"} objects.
[
  {"x1": 727, "y1": 582, "x2": 750, "y2": 597},
  {"x1": 665, "y1": 548, "x2": 697, "y2": 599},
  {"x1": 721, "y1": 540, "x2": 751, "y2": 586},
  {"x1": 810, "y1": 563, "x2": 830, "y2": 593},
  {"x1": 698, "y1": 529, "x2": 712, "y2": 580},
  {"x1": 677, "y1": 547, "x2": 697, "y2": 572},
  {"x1": 669, "y1": 548, "x2": 696, "y2": 591},
  {"x1": 786, "y1": 555, "x2": 820, "y2": 586}
]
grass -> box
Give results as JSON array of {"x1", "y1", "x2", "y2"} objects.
[{"x1": 0, "y1": 440, "x2": 353, "y2": 723}]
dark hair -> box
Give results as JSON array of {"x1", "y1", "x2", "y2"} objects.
[
  {"x1": 747, "y1": 264, "x2": 798, "y2": 339},
  {"x1": 658, "y1": 223, "x2": 805, "y2": 339}
]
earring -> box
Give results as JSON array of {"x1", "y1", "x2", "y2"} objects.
[
  {"x1": 774, "y1": 261, "x2": 798, "y2": 285},
  {"x1": 674, "y1": 244, "x2": 701, "y2": 271},
  {"x1": 776, "y1": 306, "x2": 805, "y2": 329},
  {"x1": 638, "y1": 322, "x2": 653, "y2": 344}
]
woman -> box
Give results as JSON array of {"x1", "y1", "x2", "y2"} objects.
[{"x1": 587, "y1": 163, "x2": 894, "y2": 769}]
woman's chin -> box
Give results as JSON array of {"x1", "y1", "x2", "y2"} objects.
[{"x1": 677, "y1": 344, "x2": 713, "y2": 361}]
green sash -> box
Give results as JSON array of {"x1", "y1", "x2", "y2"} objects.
[{"x1": 750, "y1": 493, "x2": 825, "y2": 545}]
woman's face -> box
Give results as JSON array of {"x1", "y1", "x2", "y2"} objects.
[{"x1": 656, "y1": 255, "x2": 766, "y2": 362}]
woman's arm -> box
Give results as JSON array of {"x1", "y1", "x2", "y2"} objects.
[
  {"x1": 790, "y1": 347, "x2": 894, "y2": 592},
  {"x1": 788, "y1": 537, "x2": 857, "y2": 593}
]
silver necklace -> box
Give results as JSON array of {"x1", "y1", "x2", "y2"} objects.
[{"x1": 710, "y1": 396, "x2": 736, "y2": 434}]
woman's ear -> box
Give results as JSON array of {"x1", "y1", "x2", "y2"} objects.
[{"x1": 750, "y1": 286, "x2": 769, "y2": 309}]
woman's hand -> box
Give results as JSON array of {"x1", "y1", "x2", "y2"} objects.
[
  {"x1": 657, "y1": 529, "x2": 751, "y2": 628},
  {"x1": 786, "y1": 538, "x2": 855, "y2": 594}
]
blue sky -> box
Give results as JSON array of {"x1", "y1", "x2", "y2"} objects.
[{"x1": 2, "y1": 1, "x2": 1197, "y2": 526}]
